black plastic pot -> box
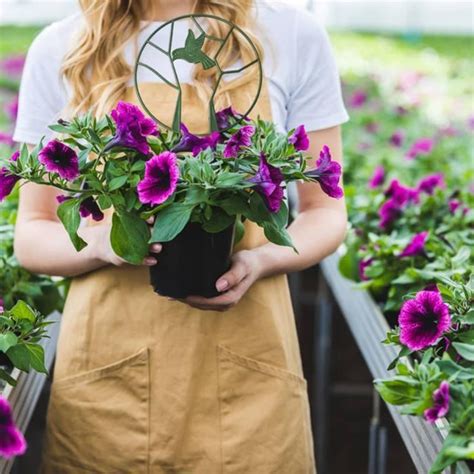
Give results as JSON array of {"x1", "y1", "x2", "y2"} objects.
[{"x1": 149, "y1": 221, "x2": 236, "y2": 298}]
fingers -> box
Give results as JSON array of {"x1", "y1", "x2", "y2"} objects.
[
  {"x1": 146, "y1": 216, "x2": 155, "y2": 225},
  {"x1": 149, "y1": 243, "x2": 162, "y2": 253},
  {"x1": 143, "y1": 256, "x2": 158, "y2": 266},
  {"x1": 215, "y1": 259, "x2": 248, "y2": 292}
]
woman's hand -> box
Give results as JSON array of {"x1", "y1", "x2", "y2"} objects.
[
  {"x1": 176, "y1": 249, "x2": 262, "y2": 312},
  {"x1": 90, "y1": 219, "x2": 162, "y2": 267}
]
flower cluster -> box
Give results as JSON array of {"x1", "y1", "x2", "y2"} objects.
[{"x1": 0, "y1": 102, "x2": 343, "y2": 264}]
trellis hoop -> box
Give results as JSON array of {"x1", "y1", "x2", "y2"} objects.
[{"x1": 134, "y1": 14, "x2": 263, "y2": 134}]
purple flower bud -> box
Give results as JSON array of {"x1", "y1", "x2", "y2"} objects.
[
  {"x1": 289, "y1": 125, "x2": 309, "y2": 151},
  {"x1": 79, "y1": 197, "x2": 104, "y2": 222},
  {"x1": 368, "y1": 165, "x2": 385, "y2": 189},
  {"x1": 406, "y1": 137, "x2": 434, "y2": 160},
  {"x1": 10, "y1": 151, "x2": 19, "y2": 162},
  {"x1": 349, "y1": 90, "x2": 367, "y2": 108},
  {"x1": 248, "y1": 153, "x2": 284, "y2": 213},
  {"x1": 172, "y1": 123, "x2": 220, "y2": 156},
  {"x1": 223, "y1": 125, "x2": 255, "y2": 159},
  {"x1": 304, "y1": 145, "x2": 343, "y2": 199},
  {"x1": 106, "y1": 101, "x2": 157, "y2": 155},
  {"x1": 417, "y1": 173, "x2": 445, "y2": 195},
  {"x1": 389, "y1": 130, "x2": 404, "y2": 147},
  {"x1": 0, "y1": 168, "x2": 20, "y2": 202},
  {"x1": 424, "y1": 381, "x2": 450, "y2": 423},
  {"x1": 358, "y1": 258, "x2": 374, "y2": 281},
  {"x1": 399, "y1": 231, "x2": 428, "y2": 258}
]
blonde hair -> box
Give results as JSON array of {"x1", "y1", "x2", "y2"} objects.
[{"x1": 62, "y1": 0, "x2": 263, "y2": 117}]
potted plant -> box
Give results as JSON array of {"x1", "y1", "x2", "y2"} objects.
[{"x1": 0, "y1": 102, "x2": 343, "y2": 297}]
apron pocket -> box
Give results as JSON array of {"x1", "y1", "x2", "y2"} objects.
[
  {"x1": 217, "y1": 344, "x2": 315, "y2": 474},
  {"x1": 45, "y1": 347, "x2": 149, "y2": 473}
]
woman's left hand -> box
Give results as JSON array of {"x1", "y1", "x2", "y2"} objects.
[{"x1": 177, "y1": 249, "x2": 262, "y2": 312}]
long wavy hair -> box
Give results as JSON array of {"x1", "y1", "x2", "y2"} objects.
[{"x1": 62, "y1": 0, "x2": 263, "y2": 117}]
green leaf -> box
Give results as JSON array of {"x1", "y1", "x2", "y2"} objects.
[
  {"x1": 150, "y1": 203, "x2": 194, "y2": 243},
  {"x1": 219, "y1": 194, "x2": 249, "y2": 216},
  {"x1": 463, "y1": 309, "x2": 474, "y2": 324},
  {"x1": 25, "y1": 343, "x2": 47, "y2": 374},
  {"x1": 0, "y1": 368, "x2": 17, "y2": 387},
  {"x1": 374, "y1": 378, "x2": 420, "y2": 405},
  {"x1": 452, "y1": 342, "x2": 474, "y2": 361},
  {"x1": 10, "y1": 300, "x2": 36, "y2": 322},
  {"x1": 202, "y1": 209, "x2": 235, "y2": 233},
  {"x1": 57, "y1": 198, "x2": 87, "y2": 251},
  {"x1": 262, "y1": 222, "x2": 297, "y2": 252},
  {"x1": 6, "y1": 343, "x2": 31, "y2": 372},
  {"x1": 429, "y1": 433, "x2": 474, "y2": 474},
  {"x1": 234, "y1": 217, "x2": 245, "y2": 244},
  {"x1": 108, "y1": 175, "x2": 129, "y2": 191},
  {"x1": 0, "y1": 332, "x2": 18, "y2": 353},
  {"x1": 110, "y1": 212, "x2": 150, "y2": 265},
  {"x1": 215, "y1": 172, "x2": 244, "y2": 187}
]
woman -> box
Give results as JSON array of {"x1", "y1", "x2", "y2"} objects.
[{"x1": 13, "y1": 0, "x2": 349, "y2": 472}]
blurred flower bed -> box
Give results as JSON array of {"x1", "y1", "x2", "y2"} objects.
[
  {"x1": 0, "y1": 26, "x2": 472, "y2": 469},
  {"x1": 334, "y1": 33, "x2": 473, "y2": 473}
]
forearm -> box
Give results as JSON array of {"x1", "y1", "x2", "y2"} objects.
[
  {"x1": 14, "y1": 219, "x2": 107, "y2": 278},
  {"x1": 253, "y1": 206, "x2": 347, "y2": 279}
]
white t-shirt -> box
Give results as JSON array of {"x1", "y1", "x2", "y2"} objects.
[{"x1": 13, "y1": 1, "x2": 349, "y2": 145}]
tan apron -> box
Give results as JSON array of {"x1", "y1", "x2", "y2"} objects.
[{"x1": 41, "y1": 79, "x2": 316, "y2": 474}]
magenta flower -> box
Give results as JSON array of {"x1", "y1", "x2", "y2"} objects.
[
  {"x1": 359, "y1": 258, "x2": 374, "y2": 281},
  {"x1": 10, "y1": 151, "x2": 19, "y2": 162},
  {"x1": 448, "y1": 199, "x2": 468, "y2": 215},
  {"x1": 368, "y1": 165, "x2": 385, "y2": 189},
  {"x1": 56, "y1": 195, "x2": 71, "y2": 204},
  {"x1": 424, "y1": 381, "x2": 450, "y2": 423},
  {"x1": 0, "y1": 298, "x2": 4, "y2": 313},
  {"x1": 289, "y1": 125, "x2": 309, "y2": 151},
  {"x1": 399, "y1": 291, "x2": 451, "y2": 351},
  {"x1": 406, "y1": 137, "x2": 434, "y2": 160},
  {"x1": 304, "y1": 145, "x2": 343, "y2": 199},
  {"x1": 349, "y1": 90, "x2": 367, "y2": 108},
  {"x1": 417, "y1": 173, "x2": 445, "y2": 195},
  {"x1": 0, "y1": 55, "x2": 25, "y2": 77},
  {"x1": 106, "y1": 101, "x2": 157, "y2": 155},
  {"x1": 79, "y1": 197, "x2": 104, "y2": 222},
  {"x1": 0, "y1": 397, "x2": 27, "y2": 458},
  {"x1": 0, "y1": 168, "x2": 20, "y2": 202},
  {"x1": 248, "y1": 153, "x2": 284, "y2": 213},
  {"x1": 172, "y1": 123, "x2": 220, "y2": 156},
  {"x1": 0, "y1": 133, "x2": 14, "y2": 147},
  {"x1": 378, "y1": 198, "x2": 403, "y2": 229},
  {"x1": 223, "y1": 125, "x2": 255, "y2": 158},
  {"x1": 400, "y1": 231, "x2": 428, "y2": 258},
  {"x1": 4, "y1": 97, "x2": 18, "y2": 123},
  {"x1": 38, "y1": 140, "x2": 79, "y2": 181},
  {"x1": 390, "y1": 130, "x2": 404, "y2": 147},
  {"x1": 385, "y1": 179, "x2": 419, "y2": 204},
  {"x1": 137, "y1": 152, "x2": 179, "y2": 206}
]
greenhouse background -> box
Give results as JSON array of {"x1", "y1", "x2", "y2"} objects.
[{"x1": 0, "y1": 0, "x2": 472, "y2": 473}]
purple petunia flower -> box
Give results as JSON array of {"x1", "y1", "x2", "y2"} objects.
[
  {"x1": 385, "y1": 179, "x2": 420, "y2": 204},
  {"x1": 106, "y1": 101, "x2": 157, "y2": 155},
  {"x1": 10, "y1": 151, "x2": 19, "y2": 162},
  {"x1": 424, "y1": 381, "x2": 450, "y2": 423},
  {"x1": 0, "y1": 396, "x2": 27, "y2": 458},
  {"x1": 223, "y1": 125, "x2": 255, "y2": 158},
  {"x1": 406, "y1": 137, "x2": 434, "y2": 160},
  {"x1": 0, "y1": 55, "x2": 25, "y2": 77},
  {"x1": 79, "y1": 197, "x2": 104, "y2": 222},
  {"x1": 349, "y1": 90, "x2": 367, "y2": 108},
  {"x1": 448, "y1": 199, "x2": 469, "y2": 215},
  {"x1": 304, "y1": 145, "x2": 343, "y2": 199},
  {"x1": 368, "y1": 165, "x2": 385, "y2": 189},
  {"x1": 172, "y1": 123, "x2": 220, "y2": 157},
  {"x1": 399, "y1": 291, "x2": 451, "y2": 351},
  {"x1": 400, "y1": 231, "x2": 428, "y2": 258},
  {"x1": 38, "y1": 140, "x2": 79, "y2": 181},
  {"x1": 417, "y1": 173, "x2": 445, "y2": 195},
  {"x1": 248, "y1": 153, "x2": 284, "y2": 213},
  {"x1": 0, "y1": 133, "x2": 14, "y2": 148},
  {"x1": 289, "y1": 125, "x2": 309, "y2": 151},
  {"x1": 390, "y1": 130, "x2": 404, "y2": 147},
  {"x1": 0, "y1": 168, "x2": 20, "y2": 202},
  {"x1": 358, "y1": 258, "x2": 374, "y2": 281},
  {"x1": 4, "y1": 96, "x2": 18, "y2": 123},
  {"x1": 137, "y1": 152, "x2": 179, "y2": 206},
  {"x1": 56, "y1": 195, "x2": 71, "y2": 204}
]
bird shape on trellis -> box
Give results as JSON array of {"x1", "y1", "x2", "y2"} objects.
[
  {"x1": 134, "y1": 14, "x2": 263, "y2": 134},
  {"x1": 172, "y1": 29, "x2": 216, "y2": 70}
]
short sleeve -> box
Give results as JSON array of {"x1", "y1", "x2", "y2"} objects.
[
  {"x1": 13, "y1": 23, "x2": 69, "y2": 145},
  {"x1": 285, "y1": 11, "x2": 349, "y2": 132}
]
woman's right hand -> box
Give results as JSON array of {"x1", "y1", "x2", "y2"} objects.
[{"x1": 88, "y1": 221, "x2": 162, "y2": 267}]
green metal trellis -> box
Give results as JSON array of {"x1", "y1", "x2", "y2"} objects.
[{"x1": 134, "y1": 14, "x2": 263, "y2": 134}]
